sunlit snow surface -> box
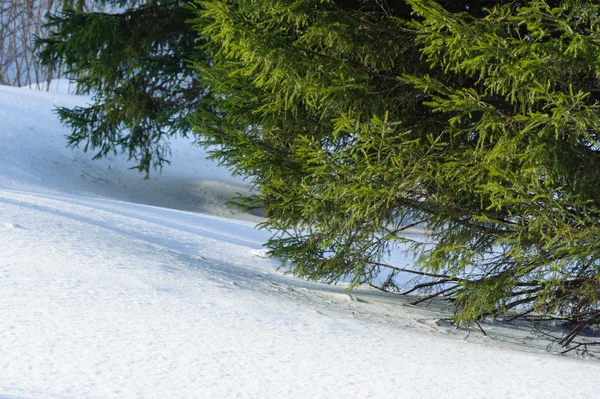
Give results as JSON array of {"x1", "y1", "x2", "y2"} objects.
[{"x1": 1, "y1": 84, "x2": 599, "y2": 399}]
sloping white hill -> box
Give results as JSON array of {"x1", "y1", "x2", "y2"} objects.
[
  {"x1": 0, "y1": 84, "x2": 259, "y2": 220},
  {"x1": 1, "y1": 84, "x2": 599, "y2": 399}
]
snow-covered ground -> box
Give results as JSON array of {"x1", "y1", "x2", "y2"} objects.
[
  {"x1": 1, "y1": 83, "x2": 599, "y2": 399},
  {"x1": 2, "y1": 83, "x2": 258, "y2": 221}
]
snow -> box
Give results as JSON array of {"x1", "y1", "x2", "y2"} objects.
[
  {"x1": 0, "y1": 83, "x2": 599, "y2": 399},
  {"x1": 0, "y1": 84, "x2": 258, "y2": 221},
  {"x1": 24, "y1": 79, "x2": 79, "y2": 95}
]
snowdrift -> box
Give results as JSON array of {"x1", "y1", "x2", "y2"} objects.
[{"x1": 1, "y1": 84, "x2": 599, "y2": 398}]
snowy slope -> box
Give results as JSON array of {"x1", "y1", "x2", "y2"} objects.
[
  {"x1": 1, "y1": 84, "x2": 599, "y2": 399},
  {"x1": 0, "y1": 83, "x2": 259, "y2": 221}
]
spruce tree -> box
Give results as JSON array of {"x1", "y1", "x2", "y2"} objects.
[
  {"x1": 194, "y1": 0, "x2": 600, "y2": 347},
  {"x1": 39, "y1": 0, "x2": 600, "y2": 347},
  {"x1": 37, "y1": 0, "x2": 206, "y2": 174}
]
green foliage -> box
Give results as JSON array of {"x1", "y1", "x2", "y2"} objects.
[
  {"x1": 39, "y1": 0, "x2": 600, "y2": 347},
  {"x1": 194, "y1": 0, "x2": 600, "y2": 345},
  {"x1": 37, "y1": 0, "x2": 206, "y2": 174}
]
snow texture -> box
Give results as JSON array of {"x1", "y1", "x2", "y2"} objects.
[{"x1": 1, "y1": 83, "x2": 599, "y2": 399}]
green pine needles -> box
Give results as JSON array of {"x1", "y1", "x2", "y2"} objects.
[
  {"x1": 39, "y1": 0, "x2": 600, "y2": 349},
  {"x1": 38, "y1": 0, "x2": 207, "y2": 174},
  {"x1": 194, "y1": 0, "x2": 600, "y2": 348}
]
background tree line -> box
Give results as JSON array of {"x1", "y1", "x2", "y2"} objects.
[{"x1": 0, "y1": 0, "x2": 139, "y2": 89}]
